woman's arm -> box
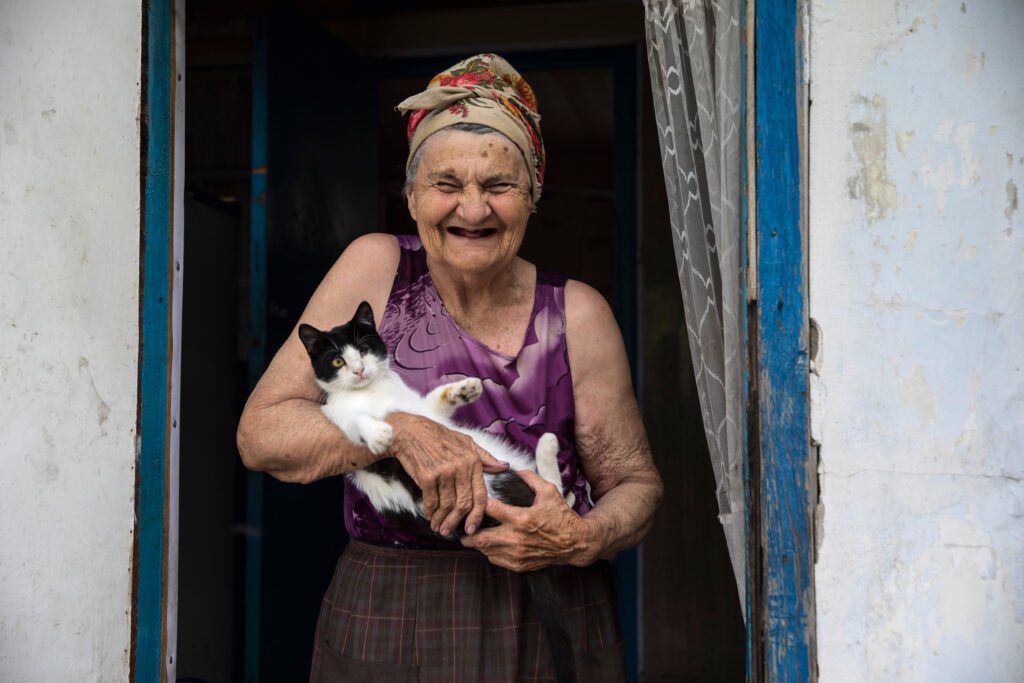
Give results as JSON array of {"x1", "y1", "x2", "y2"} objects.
[
  {"x1": 461, "y1": 280, "x2": 663, "y2": 570},
  {"x1": 236, "y1": 233, "x2": 504, "y2": 534},
  {"x1": 236, "y1": 233, "x2": 400, "y2": 483},
  {"x1": 563, "y1": 279, "x2": 664, "y2": 561}
]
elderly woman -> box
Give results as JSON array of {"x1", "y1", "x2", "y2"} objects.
[{"x1": 237, "y1": 54, "x2": 662, "y2": 682}]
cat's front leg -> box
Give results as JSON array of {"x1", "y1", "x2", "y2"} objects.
[
  {"x1": 425, "y1": 377, "x2": 483, "y2": 418},
  {"x1": 354, "y1": 414, "x2": 394, "y2": 455}
]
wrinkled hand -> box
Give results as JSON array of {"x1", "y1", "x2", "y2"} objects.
[
  {"x1": 461, "y1": 470, "x2": 597, "y2": 571},
  {"x1": 387, "y1": 413, "x2": 509, "y2": 536}
]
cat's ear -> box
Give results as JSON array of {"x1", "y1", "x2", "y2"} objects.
[
  {"x1": 297, "y1": 324, "x2": 326, "y2": 356},
  {"x1": 354, "y1": 301, "x2": 376, "y2": 330}
]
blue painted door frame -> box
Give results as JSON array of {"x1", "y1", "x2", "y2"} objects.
[
  {"x1": 243, "y1": 17, "x2": 269, "y2": 683},
  {"x1": 137, "y1": 5, "x2": 815, "y2": 678},
  {"x1": 750, "y1": 0, "x2": 816, "y2": 680},
  {"x1": 135, "y1": 0, "x2": 175, "y2": 679}
]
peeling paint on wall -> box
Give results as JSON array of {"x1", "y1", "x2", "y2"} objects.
[
  {"x1": 898, "y1": 364, "x2": 938, "y2": 428},
  {"x1": 848, "y1": 94, "x2": 898, "y2": 224},
  {"x1": 1006, "y1": 178, "x2": 1018, "y2": 225},
  {"x1": 895, "y1": 128, "x2": 915, "y2": 157},
  {"x1": 0, "y1": 0, "x2": 141, "y2": 679},
  {"x1": 956, "y1": 236, "x2": 978, "y2": 259},
  {"x1": 963, "y1": 47, "x2": 986, "y2": 86},
  {"x1": 954, "y1": 123, "x2": 981, "y2": 186},
  {"x1": 810, "y1": 0, "x2": 1024, "y2": 680},
  {"x1": 78, "y1": 356, "x2": 112, "y2": 428},
  {"x1": 904, "y1": 229, "x2": 918, "y2": 251}
]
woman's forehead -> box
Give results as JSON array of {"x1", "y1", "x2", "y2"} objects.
[{"x1": 419, "y1": 130, "x2": 528, "y2": 178}]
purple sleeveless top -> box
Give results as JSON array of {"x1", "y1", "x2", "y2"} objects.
[{"x1": 343, "y1": 235, "x2": 593, "y2": 549}]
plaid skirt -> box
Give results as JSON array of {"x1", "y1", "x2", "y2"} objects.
[{"x1": 309, "y1": 540, "x2": 625, "y2": 683}]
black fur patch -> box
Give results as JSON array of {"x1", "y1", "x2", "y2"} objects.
[
  {"x1": 489, "y1": 471, "x2": 537, "y2": 507},
  {"x1": 365, "y1": 458, "x2": 423, "y2": 502},
  {"x1": 297, "y1": 301, "x2": 389, "y2": 383}
]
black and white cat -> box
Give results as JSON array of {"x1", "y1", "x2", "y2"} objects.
[
  {"x1": 298, "y1": 301, "x2": 577, "y2": 683},
  {"x1": 297, "y1": 301, "x2": 574, "y2": 531}
]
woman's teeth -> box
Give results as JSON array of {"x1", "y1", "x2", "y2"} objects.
[{"x1": 447, "y1": 227, "x2": 497, "y2": 239}]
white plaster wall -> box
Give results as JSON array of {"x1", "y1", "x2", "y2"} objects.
[
  {"x1": 0, "y1": 0, "x2": 142, "y2": 679},
  {"x1": 809, "y1": 1, "x2": 1023, "y2": 681}
]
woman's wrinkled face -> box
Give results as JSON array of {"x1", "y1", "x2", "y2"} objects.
[{"x1": 406, "y1": 130, "x2": 533, "y2": 277}]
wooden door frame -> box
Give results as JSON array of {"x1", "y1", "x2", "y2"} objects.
[
  {"x1": 747, "y1": 0, "x2": 816, "y2": 680},
  {"x1": 134, "y1": 0, "x2": 185, "y2": 680},
  {"x1": 137, "y1": 1, "x2": 820, "y2": 679}
]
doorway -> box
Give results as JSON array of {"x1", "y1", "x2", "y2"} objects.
[{"x1": 179, "y1": 3, "x2": 743, "y2": 681}]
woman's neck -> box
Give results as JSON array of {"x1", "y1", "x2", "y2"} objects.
[
  {"x1": 427, "y1": 255, "x2": 533, "y2": 318},
  {"x1": 425, "y1": 255, "x2": 537, "y2": 356}
]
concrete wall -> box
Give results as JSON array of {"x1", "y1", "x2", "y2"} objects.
[
  {"x1": 0, "y1": 0, "x2": 142, "y2": 679},
  {"x1": 809, "y1": 1, "x2": 1023, "y2": 680}
]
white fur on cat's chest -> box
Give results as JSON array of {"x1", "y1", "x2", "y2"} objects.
[
  {"x1": 318, "y1": 367, "x2": 573, "y2": 517},
  {"x1": 322, "y1": 374, "x2": 422, "y2": 423}
]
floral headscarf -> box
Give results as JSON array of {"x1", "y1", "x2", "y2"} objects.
[{"x1": 397, "y1": 53, "x2": 546, "y2": 203}]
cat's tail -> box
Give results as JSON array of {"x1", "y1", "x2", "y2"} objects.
[{"x1": 524, "y1": 571, "x2": 575, "y2": 683}]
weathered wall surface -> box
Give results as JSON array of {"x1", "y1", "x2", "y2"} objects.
[
  {"x1": 809, "y1": 1, "x2": 1023, "y2": 680},
  {"x1": 0, "y1": 0, "x2": 141, "y2": 678}
]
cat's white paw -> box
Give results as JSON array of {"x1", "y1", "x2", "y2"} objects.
[
  {"x1": 564, "y1": 491, "x2": 576, "y2": 508},
  {"x1": 446, "y1": 377, "x2": 483, "y2": 406},
  {"x1": 363, "y1": 422, "x2": 393, "y2": 455},
  {"x1": 534, "y1": 432, "x2": 563, "y2": 494},
  {"x1": 536, "y1": 432, "x2": 559, "y2": 459}
]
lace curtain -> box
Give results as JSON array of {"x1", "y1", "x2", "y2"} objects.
[{"x1": 643, "y1": 0, "x2": 745, "y2": 606}]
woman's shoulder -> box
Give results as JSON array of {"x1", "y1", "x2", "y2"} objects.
[
  {"x1": 564, "y1": 279, "x2": 616, "y2": 333},
  {"x1": 563, "y1": 279, "x2": 626, "y2": 377},
  {"x1": 337, "y1": 232, "x2": 409, "y2": 282},
  {"x1": 311, "y1": 233, "x2": 403, "y2": 320},
  {"x1": 343, "y1": 233, "x2": 425, "y2": 273},
  {"x1": 342, "y1": 232, "x2": 402, "y2": 262}
]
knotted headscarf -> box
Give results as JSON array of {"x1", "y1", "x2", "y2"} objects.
[{"x1": 397, "y1": 53, "x2": 546, "y2": 203}]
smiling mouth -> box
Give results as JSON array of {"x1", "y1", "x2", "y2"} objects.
[{"x1": 447, "y1": 227, "x2": 498, "y2": 239}]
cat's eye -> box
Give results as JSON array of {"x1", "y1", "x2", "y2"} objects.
[{"x1": 331, "y1": 357, "x2": 345, "y2": 368}]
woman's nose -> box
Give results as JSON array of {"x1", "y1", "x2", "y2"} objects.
[{"x1": 456, "y1": 187, "x2": 492, "y2": 223}]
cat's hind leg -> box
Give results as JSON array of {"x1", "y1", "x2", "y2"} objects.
[
  {"x1": 425, "y1": 377, "x2": 483, "y2": 418},
  {"x1": 534, "y1": 433, "x2": 574, "y2": 507}
]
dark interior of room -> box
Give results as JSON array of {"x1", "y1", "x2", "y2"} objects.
[{"x1": 180, "y1": 1, "x2": 743, "y2": 681}]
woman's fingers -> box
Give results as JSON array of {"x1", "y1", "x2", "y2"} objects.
[
  {"x1": 464, "y1": 459, "x2": 487, "y2": 535},
  {"x1": 461, "y1": 480, "x2": 588, "y2": 570},
  {"x1": 388, "y1": 413, "x2": 497, "y2": 535},
  {"x1": 420, "y1": 476, "x2": 440, "y2": 520},
  {"x1": 439, "y1": 464, "x2": 474, "y2": 536},
  {"x1": 479, "y1": 449, "x2": 511, "y2": 474},
  {"x1": 432, "y1": 473, "x2": 457, "y2": 532},
  {"x1": 440, "y1": 464, "x2": 471, "y2": 540}
]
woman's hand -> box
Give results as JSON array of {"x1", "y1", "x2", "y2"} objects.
[
  {"x1": 460, "y1": 470, "x2": 598, "y2": 571},
  {"x1": 386, "y1": 413, "x2": 510, "y2": 537}
]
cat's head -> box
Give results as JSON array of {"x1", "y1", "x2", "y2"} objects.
[{"x1": 297, "y1": 301, "x2": 390, "y2": 392}]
